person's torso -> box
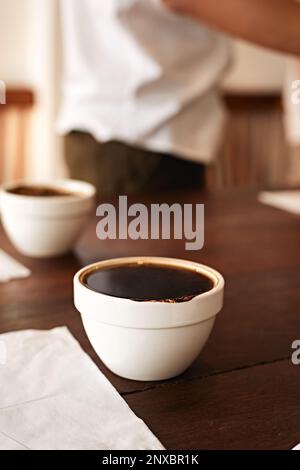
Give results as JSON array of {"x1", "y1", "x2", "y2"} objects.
[{"x1": 58, "y1": 0, "x2": 231, "y2": 161}]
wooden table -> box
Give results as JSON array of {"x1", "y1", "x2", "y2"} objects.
[{"x1": 1, "y1": 188, "x2": 300, "y2": 450}]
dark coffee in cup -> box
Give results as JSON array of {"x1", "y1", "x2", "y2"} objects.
[
  {"x1": 82, "y1": 262, "x2": 214, "y2": 302},
  {"x1": 7, "y1": 185, "x2": 75, "y2": 197}
]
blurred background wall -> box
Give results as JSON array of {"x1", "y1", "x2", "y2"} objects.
[
  {"x1": 0, "y1": 0, "x2": 292, "y2": 187},
  {"x1": 224, "y1": 42, "x2": 284, "y2": 94},
  {"x1": 0, "y1": 0, "x2": 63, "y2": 181}
]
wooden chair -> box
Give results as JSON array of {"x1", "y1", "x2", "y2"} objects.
[
  {"x1": 0, "y1": 89, "x2": 34, "y2": 184},
  {"x1": 206, "y1": 94, "x2": 290, "y2": 190},
  {"x1": 0, "y1": 90, "x2": 289, "y2": 191}
]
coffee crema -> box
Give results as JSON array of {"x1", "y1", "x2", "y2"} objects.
[
  {"x1": 7, "y1": 185, "x2": 75, "y2": 197},
  {"x1": 82, "y1": 263, "x2": 214, "y2": 303}
]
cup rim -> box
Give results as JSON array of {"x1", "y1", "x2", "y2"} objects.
[
  {"x1": 0, "y1": 178, "x2": 96, "y2": 203},
  {"x1": 75, "y1": 256, "x2": 224, "y2": 304},
  {"x1": 74, "y1": 257, "x2": 225, "y2": 329}
]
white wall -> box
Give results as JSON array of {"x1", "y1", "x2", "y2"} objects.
[
  {"x1": 0, "y1": 0, "x2": 286, "y2": 179},
  {"x1": 0, "y1": 0, "x2": 34, "y2": 86},
  {"x1": 224, "y1": 41, "x2": 285, "y2": 93},
  {"x1": 0, "y1": 0, "x2": 64, "y2": 181}
]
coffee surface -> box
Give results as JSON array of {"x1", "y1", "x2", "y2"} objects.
[
  {"x1": 83, "y1": 263, "x2": 214, "y2": 302},
  {"x1": 7, "y1": 185, "x2": 74, "y2": 197}
]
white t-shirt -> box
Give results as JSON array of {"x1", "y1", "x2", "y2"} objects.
[{"x1": 57, "y1": 0, "x2": 231, "y2": 163}]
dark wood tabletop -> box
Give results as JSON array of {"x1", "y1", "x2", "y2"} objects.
[{"x1": 1, "y1": 188, "x2": 300, "y2": 450}]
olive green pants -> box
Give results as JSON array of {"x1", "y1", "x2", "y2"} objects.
[{"x1": 65, "y1": 131, "x2": 205, "y2": 197}]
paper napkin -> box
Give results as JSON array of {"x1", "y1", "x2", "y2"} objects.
[
  {"x1": 0, "y1": 249, "x2": 31, "y2": 282},
  {"x1": 259, "y1": 190, "x2": 300, "y2": 215},
  {"x1": 0, "y1": 327, "x2": 163, "y2": 450}
]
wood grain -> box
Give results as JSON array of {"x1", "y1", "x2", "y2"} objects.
[
  {"x1": 207, "y1": 95, "x2": 290, "y2": 190},
  {"x1": 5, "y1": 89, "x2": 34, "y2": 108},
  {"x1": 125, "y1": 359, "x2": 300, "y2": 450},
  {"x1": 0, "y1": 88, "x2": 34, "y2": 182}
]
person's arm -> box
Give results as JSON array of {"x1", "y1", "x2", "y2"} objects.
[{"x1": 163, "y1": 0, "x2": 300, "y2": 56}]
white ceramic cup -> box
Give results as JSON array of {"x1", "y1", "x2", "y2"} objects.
[
  {"x1": 0, "y1": 179, "x2": 96, "y2": 258},
  {"x1": 74, "y1": 256, "x2": 224, "y2": 381}
]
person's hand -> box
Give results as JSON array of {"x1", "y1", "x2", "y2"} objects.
[{"x1": 162, "y1": 0, "x2": 300, "y2": 57}]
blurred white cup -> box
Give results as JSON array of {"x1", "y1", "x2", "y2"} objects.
[{"x1": 0, "y1": 179, "x2": 96, "y2": 258}]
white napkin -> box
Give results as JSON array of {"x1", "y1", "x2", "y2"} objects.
[
  {"x1": 0, "y1": 327, "x2": 164, "y2": 450},
  {"x1": 258, "y1": 190, "x2": 300, "y2": 215},
  {"x1": 293, "y1": 444, "x2": 300, "y2": 450},
  {"x1": 0, "y1": 249, "x2": 31, "y2": 282}
]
